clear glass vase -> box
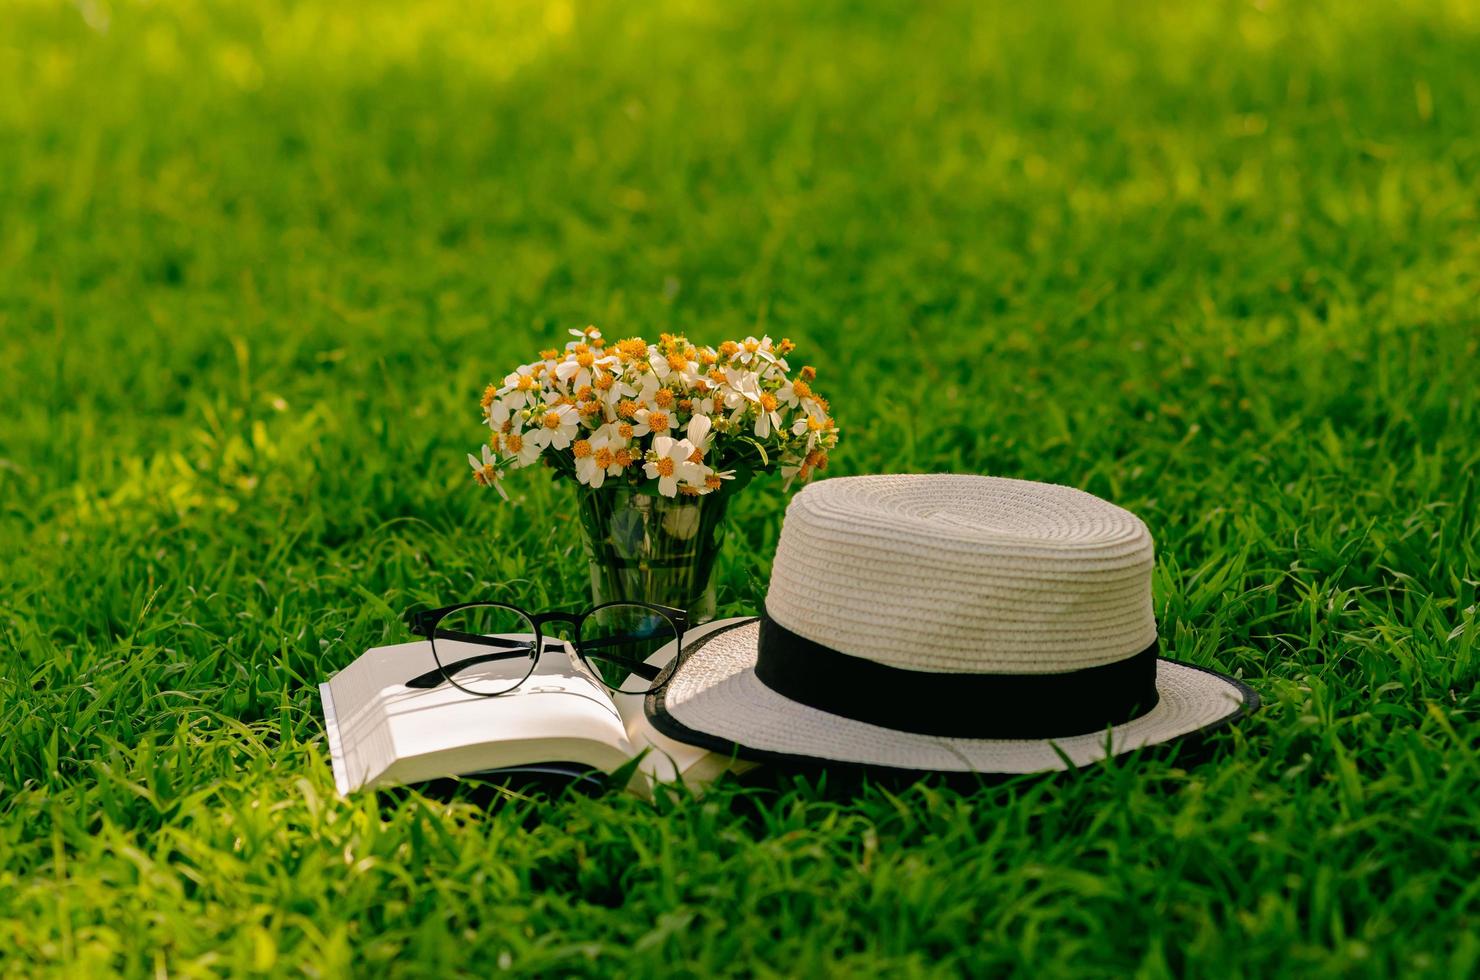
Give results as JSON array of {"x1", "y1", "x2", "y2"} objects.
[{"x1": 575, "y1": 487, "x2": 730, "y2": 624}]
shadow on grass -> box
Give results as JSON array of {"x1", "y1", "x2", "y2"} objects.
[{"x1": 378, "y1": 720, "x2": 1250, "y2": 826}]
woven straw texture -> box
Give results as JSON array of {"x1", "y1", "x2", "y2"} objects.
[
  {"x1": 764, "y1": 474, "x2": 1157, "y2": 673},
  {"x1": 659, "y1": 618, "x2": 1252, "y2": 773}
]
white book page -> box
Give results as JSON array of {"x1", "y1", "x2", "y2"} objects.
[{"x1": 324, "y1": 634, "x2": 632, "y2": 793}]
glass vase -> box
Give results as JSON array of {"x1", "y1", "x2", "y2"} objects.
[{"x1": 575, "y1": 486, "x2": 730, "y2": 624}]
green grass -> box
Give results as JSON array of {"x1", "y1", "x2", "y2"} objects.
[{"x1": 2, "y1": 0, "x2": 1478, "y2": 975}]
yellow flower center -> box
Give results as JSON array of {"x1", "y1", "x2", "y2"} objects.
[
  {"x1": 594, "y1": 447, "x2": 615, "y2": 468},
  {"x1": 654, "y1": 389, "x2": 675, "y2": 408},
  {"x1": 543, "y1": 412, "x2": 562, "y2": 430},
  {"x1": 594, "y1": 374, "x2": 614, "y2": 391},
  {"x1": 577, "y1": 351, "x2": 595, "y2": 367},
  {"x1": 618, "y1": 423, "x2": 634, "y2": 439},
  {"x1": 808, "y1": 416, "x2": 824, "y2": 431},
  {"x1": 667, "y1": 352, "x2": 689, "y2": 374},
  {"x1": 744, "y1": 339, "x2": 760, "y2": 353},
  {"x1": 571, "y1": 343, "x2": 590, "y2": 355},
  {"x1": 760, "y1": 393, "x2": 778, "y2": 412},
  {"x1": 576, "y1": 385, "x2": 594, "y2": 400},
  {"x1": 705, "y1": 474, "x2": 723, "y2": 490},
  {"x1": 615, "y1": 449, "x2": 634, "y2": 468},
  {"x1": 481, "y1": 385, "x2": 498, "y2": 410},
  {"x1": 617, "y1": 400, "x2": 639, "y2": 419},
  {"x1": 792, "y1": 379, "x2": 812, "y2": 400},
  {"x1": 540, "y1": 349, "x2": 560, "y2": 361},
  {"x1": 688, "y1": 446, "x2": 704, "y2": 463},
  {"x1": 617, "y1": 338, "x2": 649, "y2": 360},
  {"x1": 646, "y1": 410, "x2": 670, "y2": 433},
  {"x1": 579, "y1": 400, "x2": 602, "y2": 416},
  {"x1": 572, "y1": 439, "x2": 593, "y2": 459},
  {"x1": 655, "y1": 457, "x2": 676, "y2": 478},
  {"x1": 505, "y1": 433, "x2": 524, "y2": 453},
  {"x1": 518, "y1": 375, "x2": 537, "y2": 390}
]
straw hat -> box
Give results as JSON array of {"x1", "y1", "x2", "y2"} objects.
[{"x1": 646, "y1": 474, "x2": 1257, "y2": 773}]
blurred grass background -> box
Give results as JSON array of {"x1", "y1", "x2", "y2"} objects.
[{"x1": 1, "y1": 0, "x2": 1478, "y2": 975}]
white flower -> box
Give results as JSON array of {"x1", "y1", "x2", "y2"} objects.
[
  {"x1": 565, "y1": 325, "x2": 603, "y2": 351},
  {"x1": 733, "y1": 335, "x2": 776, "y2": 367},
  {"x1": 685, "y1": 412, "x2": 712, "y2": 448},
  {"x1": 632, "y1": 406, "x2": 675, "y2": 438},
  {"x1": 596, "y1": 374, "x2": 638, "y2": 409},
  {"x1": 644, "y1": 435, "x2": 700, "y2": 497},
  {"x1": 629, "y1": 365, "x2": 661, "y2": 403},
  {"x1": 775, "y1": 378, "x2": 813, "y2": 411},
  {"x1": 556, "y1": 349, "x2": 618, "y2": 391},
  {"x1": 497, "y1": 365, "x2": 543, "y2": 409},
  {"x1": 499, "y1": 427, "x2": 543, "y2": 467},
  {"x1": 687, "y1": 389, "x2": 719, "y2": 417},
  {"x1": 650, "y1": 347, "x2": 700, "y2": 387},
  {"x1": 487, "y1": 398, "x2": 523, "y2": 435},
  {"x1": 467, "y1": 444, "x2": 509, "y2": 500},
  {"x1": 589, "y1": 420, "x2": 624, "y2": 448},
  {"x1": 752, "y1": 391, "x2": 783, "y2": 439},
  {"x1": 572, "y1": 436, "x2": 603, "y2": 489},
  {"x1": 791, "y1": 413, "x2": 829, "y2": 451},
  {"x1": 721, "y1": 367, "x2": 760, "y2": 414},
  {"x1": 526, "y1": 401, "x2": 580, "y2": 451},
  {"x1": 572, "y1": 429, "x2": 629, "y2": 489}
]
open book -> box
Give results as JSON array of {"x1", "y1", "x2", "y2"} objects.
[{"x1": 320, "y1": 617, "x2": 754, "y2": 795}]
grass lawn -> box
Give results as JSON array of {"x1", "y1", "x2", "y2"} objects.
[{"x1": 3, "y1": 0, "x2": 1478, "y2": 975}]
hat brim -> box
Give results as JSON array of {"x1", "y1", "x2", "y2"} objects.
[{"x1": 647, "y1": 618, "x2": 1258, "y2": 774}]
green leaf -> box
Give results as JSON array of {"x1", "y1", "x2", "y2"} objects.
[{"x1": 738, "y1": 437, "x2": 770, "y2": 467}]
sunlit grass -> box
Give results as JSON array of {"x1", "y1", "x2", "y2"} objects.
[{"x1": 1, "y1": 0, "x2": 1477, "y2": 975}]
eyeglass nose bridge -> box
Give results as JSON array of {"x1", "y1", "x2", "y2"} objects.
[{"x1": 529, "y1": 611, "x2": 583, "y2": 633}]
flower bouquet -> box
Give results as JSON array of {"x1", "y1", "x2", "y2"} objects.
[{"x1": 470, "y1": 327, "x2": 840, "y2": 621}]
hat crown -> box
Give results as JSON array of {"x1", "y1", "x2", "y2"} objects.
[{"x1": 763, "y1": 474, "x2": 1157, "y2": 674}]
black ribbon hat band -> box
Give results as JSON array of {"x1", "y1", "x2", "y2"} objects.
[{"x1": 753, "y1": 613, "x2": 1161, "y2": 740}]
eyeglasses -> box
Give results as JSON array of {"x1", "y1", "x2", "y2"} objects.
[{"x1": 403, "y1": 600, "x2": 688, "y2": 697}]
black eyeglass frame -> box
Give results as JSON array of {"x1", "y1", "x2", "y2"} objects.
[{"x1": 404, "y1": 600, "x2": 690, "y2": 697}]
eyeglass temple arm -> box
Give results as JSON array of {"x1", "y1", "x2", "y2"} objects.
[
  {"x1": 403, "y1": 632, "x2": 539, "y2": 689},
  {"x1": 575, "y1": 630, "x2": 687, "y2": 682}
]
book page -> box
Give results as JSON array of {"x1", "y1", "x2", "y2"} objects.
[{"x1": 324, "y1": 635, "x2": 633, "y2": 793}]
